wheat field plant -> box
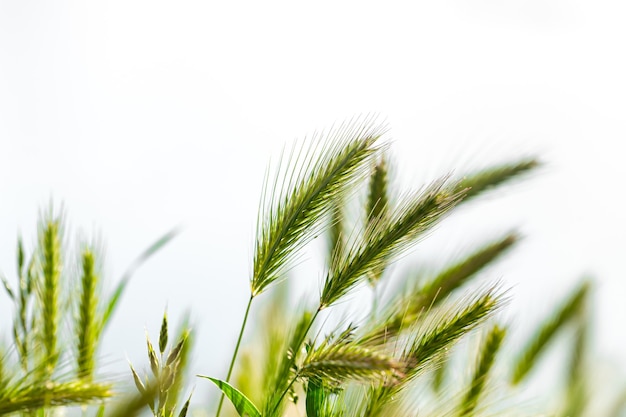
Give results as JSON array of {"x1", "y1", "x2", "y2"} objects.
[
  {"x1": 0, "y1": 208, "x2": 178, "y2": 416},
  {"x1": 1, "y1": 118, "x2": 624, "y2": 417}
]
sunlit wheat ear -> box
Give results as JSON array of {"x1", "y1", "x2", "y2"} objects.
[
  {"x1": 402, "y1": 286, "x2": 503, "y2": 381},
  {"x1": 562, "y1": 315, "x2": 590, "y2": 417},
  {"x1": 420, "y1": 232, "x2": 519, "y2": 308},
  {"x1": 0, "y1": 379, "x2": 112, "y2": 415},
  {"x1": 361, "y1": 287, "x2": 503, "y2": 417},
  {"x1": 38, "y1": 216, "x2": 63, "y2": 375},
  {"x1": 252, "y1": 117, "x2": 387, "y2": 297},
  {"x1": 362, "y1": 232, "x2": 518, "y2": 345},
  {"x1": 456, "y1": 158, "x2": 539, "y2": 203},
  {"x1": 459, "y1": 324, "x2": 506, "y2": 416},
  {"x1": 300, "y1": 341, "x2": 403, "y2": 386},
  {"x1": 511, "y1": 280, "x2": 590, "y2": 385},
  {"x1": 77, "y1": 249, "x2": 98, "y2": 380},
  {"x1": 321, "y1": 179, "x2": 465, "y2": 309}
]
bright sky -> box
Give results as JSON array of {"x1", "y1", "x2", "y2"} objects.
[{"x1": 1, "y1": 0, "x2": 625, "y2": 406}]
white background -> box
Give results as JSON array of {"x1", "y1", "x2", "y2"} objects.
[{"x1": 1, "y1": 0, "x2": 625, "y2": 409}]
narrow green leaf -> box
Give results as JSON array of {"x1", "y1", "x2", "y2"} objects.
[
  {"x1": 306, "y1": 380, "x2": 325, "y2": 417},
  {"x1": 96, "y1": 403, "x2": 105, "y2": 417},
  {"x1": 101, "y1": 227, "x2": 179, "y2": 331},
  {"x1": 178, "y1": 391, "x2": 193, "y2": 417},
  {"x1": 199, "y1": 376, "x2": 261, "y2": 417}
]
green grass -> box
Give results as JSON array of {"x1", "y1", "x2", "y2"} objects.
[{"x1": 0, "y1": 119, "x2": 623, "y2": 417}]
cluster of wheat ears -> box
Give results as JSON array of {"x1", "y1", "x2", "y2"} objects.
[{"x1": 1, "y1": 119, "x2": 624, "y2": 417}]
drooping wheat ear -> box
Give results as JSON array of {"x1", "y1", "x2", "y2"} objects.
[
  {"x1": 77, "y1": 249, "x2": 98, "y2": 380},
  {"x1": 511, "y1": 281, "x2": 589, "y2": 385},
  {"x1": 423, "y1": 232, "x2": 518, "y2": 306},
  {"x1": 362, "y1": 287, "x2": 502, "y2": 417},
  {"x1": 459, "y1": 324, "x2": 506, "y2": 416},
  {"x1": 456, "y1": 158, "x2": 539, "y2": 203},
  {"x1": 0, "y1": 380, "x2": 112, "y2": 414},
  {"x1": 562, "y1": 314, "x2": 590, "y2": 417},
  {"x1": 253, "y1": 117, "x2": 386, "y2": 297},
  {"x1": 321, "y1": 179, "x2": 465, "y2": 309},
  {"x1": 39, "y1": 218, "x2": 62, "y2": 374},
  {"x1": 366, "y1": 155, "x2": 390, "y2": 286},
  {"x1": 364, "y1": 233, "x2": 518, "y2": 344},
  {"x1": 403, "y1": 286, "x2": 502, "y2": 380},
  {"x1": 300, "y1": 341, "x2": 402, "y2": 386}
]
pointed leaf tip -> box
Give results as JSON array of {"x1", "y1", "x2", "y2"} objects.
[{"x1": 198, "y1": 376, "x2": 261, "y2": 417}]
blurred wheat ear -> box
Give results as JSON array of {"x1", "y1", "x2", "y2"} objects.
[{"x1": 0, "y1": 207, "x2": 178, "y2": 416}]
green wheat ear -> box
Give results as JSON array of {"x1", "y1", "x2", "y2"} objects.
[
  {"x1": 511, "y1": 280, "x2": 590, "y2": 385},
  {"x1": 300, "y1": 339, "x2": 403, "y2": 386},
  {"x1": 253, "y1": 117, "x2": 386, "y2": 296},
  {"x1": 321, "y1": 179, "x2": 464, "y2": 309},
  {"x1": 459, "y1": 324, "x2": 507, "y2": 416},
  {"x1": 39, "y1": 216, "x2": 63, "y2": 376},
  {"x1": 364, "y1": 232, "x2": 518, "y2": 344},
  {"x1": 77, "y1": 249, "x2": 98, "y2": 380},
  {"x1": 456, "y1": 158, "x2": 539, "y2": 202}
]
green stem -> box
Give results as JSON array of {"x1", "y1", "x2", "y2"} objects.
[
  {"x1": 216, "y1": 294, "x2": 254, "y2": 417},
  {"x1": 270, "y1": 307, "x2": 321, "y2": 415},
  {"x1": 271, "y1": 372, "x2": 301, "y2": 414}
]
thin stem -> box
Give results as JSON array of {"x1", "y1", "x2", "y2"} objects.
[
  {"x1": 272, "y1": 372, "x2": 301, "y2": 414},
  {"x1": 215, "y1": 294, "x2": 254, "y2": 417}
]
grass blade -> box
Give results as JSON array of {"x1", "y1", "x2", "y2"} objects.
[
  {"x1": 200, "y1": 376, "x2": 261, "y2": 417},
  {"x1": 101, "y1": 227, "x2": 179, "y2": 331}
]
